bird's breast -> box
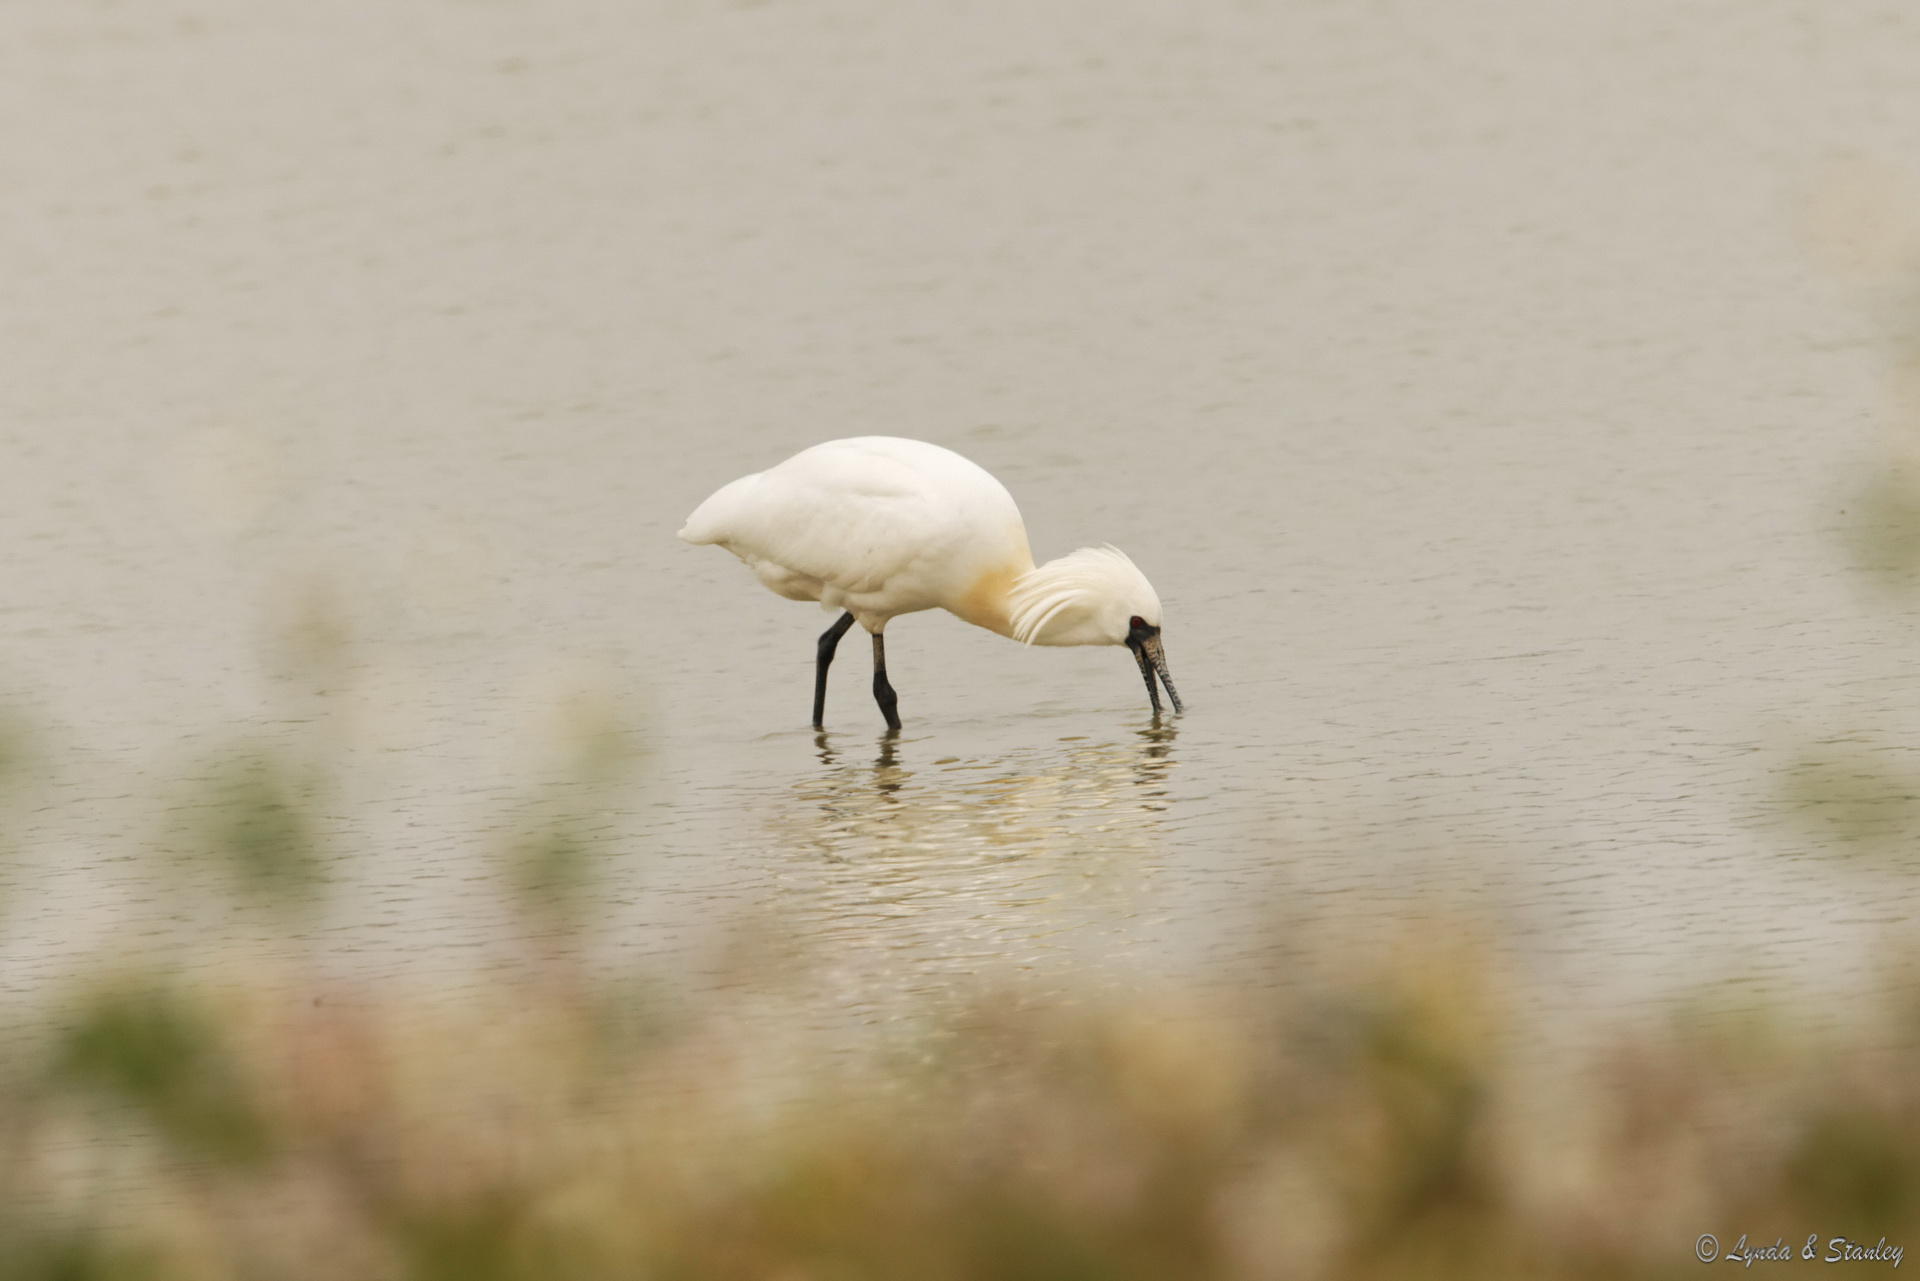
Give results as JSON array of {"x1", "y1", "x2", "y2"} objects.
[{"x1": 947, "y1": 562, "x2": 1024, "y2": 637}]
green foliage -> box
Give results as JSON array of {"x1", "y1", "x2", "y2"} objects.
[
  {"x1": 390, "y1": 1200, "x2": 528, "y2": 1281},
  {"x1": 0, "y1": 926, "x2": 1914, "y2": 1280},
  {"x1": 0, "y1": 1228, "x2": 156, "y2": 1281},
  {"x1": 499, "y1": 700, "x2": 643, "y2": 930},
  {"x1": 0, "y1": 717, "x2": 28, "y2": 789},
  {"x1": 506, "y1": 819, "x2": 596, "y2": 922},
  {"x1": 1790, "y1": 1105, "x2": 1917, "y2": 1224},
  {"x1": 1845, "y1": 461, "x2": 1920, "y2": 591},
  {"x1": 1781, "y1": 746, "x2": 1920, "y2": 861},
  {"x1": 55, "y1": 982, "x2": 270, "y2": 1167},
  {"x1": 191, "y1": 751, "x2": 326, "y2": 906}
]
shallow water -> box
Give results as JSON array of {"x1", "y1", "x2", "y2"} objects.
[{"x1": 3, "y1": 1, "x2": 1920, "y2": 1038}]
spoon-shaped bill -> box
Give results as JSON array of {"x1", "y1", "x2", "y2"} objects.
[{"x1": 1129, "y1": 633, "x2": 1185, "y2": 715}]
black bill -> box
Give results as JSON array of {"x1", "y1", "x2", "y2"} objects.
[{"x1": 1127, "y1": 629, "x2": 1184, "y2": 716}]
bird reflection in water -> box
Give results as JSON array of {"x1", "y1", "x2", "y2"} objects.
[
  {"x1": 807, "y1": 722, "x2": 1176, "y2": 816},
  {"x1": 813, "y1": 727, "x2": 908, "y2": 793},
  {"x1": 770, "y1": 723, "x2": 1181, "y2": 1007}
]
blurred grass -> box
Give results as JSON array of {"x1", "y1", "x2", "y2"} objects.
[
  {"x1": 7, "y1": 961, "x2": 1917, "y2": 1281},
  {"x1": 1844, "y1": 458, "x2": 1920, "y2": 591},
  {"x1": 56, "y1": 980, "x2": 271, "y2": 1168},
  {"x1": 1778, "y1": 169, "x2": 1920, "y2": 868},
  {"x1": 189, "y1": 750, "x2": 327, "y2": 905},
  {"x1": 1779, "y1": 742, "x2": 1920, "y2": 861},
  {"x1": 2, "y1": 777, "x2": 1917, "y2": 1281},
  {"x1": 0, "y1": 685, "x2": 1909, "y2": 1279}
]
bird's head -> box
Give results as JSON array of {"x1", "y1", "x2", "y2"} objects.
[{"x1": 1008, "y1": 545, "x2": 1184, "y2": 714}]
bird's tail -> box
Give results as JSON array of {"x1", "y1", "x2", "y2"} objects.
[{"x1": 677, "y1": 474, "x2": 761, "y2": 545}]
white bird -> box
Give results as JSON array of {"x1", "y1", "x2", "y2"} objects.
[{"x1": 679, "y1": 436, "x2": 1183, "y2": 730}]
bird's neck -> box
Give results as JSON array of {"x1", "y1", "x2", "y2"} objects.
[{"x1": 949, "y1": 555, "x2": 1036, "y2": 639}]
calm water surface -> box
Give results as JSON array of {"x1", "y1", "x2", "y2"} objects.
[{"x1": 3, "y1": 1, "x2": 1919, "y2": 1042}]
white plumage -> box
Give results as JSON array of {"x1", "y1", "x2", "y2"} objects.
[{"x1": 680, "y1": 437, "x2": 1182, "y2": 728}]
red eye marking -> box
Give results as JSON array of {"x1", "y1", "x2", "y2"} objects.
[{"x1": 1129, "y1": 616, "x2": 1147, "y2": 630}]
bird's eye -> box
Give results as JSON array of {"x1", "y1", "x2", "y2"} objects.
[{"x1": 1128, "y1": 616, "x2": 1146, "y2": 631}]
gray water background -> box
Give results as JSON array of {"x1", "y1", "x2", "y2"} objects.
[{"x1": 4, "y1": 1, "x2": 1920, "y2": 1042}]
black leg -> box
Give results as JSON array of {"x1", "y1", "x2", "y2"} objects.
[
  {"x1": 871, "y1": 631, "x2": 902, "y2": 731},
  {"x1": 813, "y1": 612, "x2": 856, "y2": 728}
]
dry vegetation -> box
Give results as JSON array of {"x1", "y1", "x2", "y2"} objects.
[{"x1": 0, "y1": 736, "x2": 1914, "y2": 1281}]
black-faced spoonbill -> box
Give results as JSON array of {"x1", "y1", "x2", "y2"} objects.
[{"x1": 679, "y1": 436, "x2": 1183, "y2": 730}]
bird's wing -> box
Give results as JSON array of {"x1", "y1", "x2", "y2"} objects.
[{"x1": 681, "y1": 442, "x2": 946, "y2": 595}]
